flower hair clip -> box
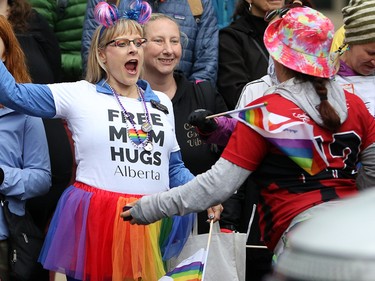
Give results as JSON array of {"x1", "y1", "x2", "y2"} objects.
[{"x1": 94, "y1": 0, "x2": 152, "y2": 28}]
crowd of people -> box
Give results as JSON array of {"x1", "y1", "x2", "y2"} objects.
[{"x1": 0, "y1": 0, "x2": 374, "y2": 281}]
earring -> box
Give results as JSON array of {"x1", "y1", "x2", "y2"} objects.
[{"x1": 248, "y1": 3, "x2": 252, "y2": 13}]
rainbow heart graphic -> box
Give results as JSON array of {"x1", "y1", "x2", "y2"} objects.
[{"x1": 128, "y1": 129, "x2": 147, "y2": 145}]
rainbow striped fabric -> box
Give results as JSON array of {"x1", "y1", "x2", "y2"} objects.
[
  {"x1": 128, "y1": 128, "x2": 148, "y2": 144},
  {"x1": 235, "y1": 105, "x2": 327, "y2": 175},
  {"x1": 159, "y1": 248, "x2": 206, "y2": 281}
]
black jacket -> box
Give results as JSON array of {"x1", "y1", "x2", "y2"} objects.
[
  {"x1": 172, "y1": 71, "x2": 227, "y2": 233},
  {"x1": 217, "y1": 12, "x2": 269, "y2": 110},
  {"x1": 172, "y1": 72, "x2": 227, "y2": 176},
  {"x1": 15, "y1": 10, "x2": 61, "y2": 84}
]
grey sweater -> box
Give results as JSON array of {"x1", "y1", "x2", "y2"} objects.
[{"x1": 131, "y1": 158, "x2": 250, "y2": 224}]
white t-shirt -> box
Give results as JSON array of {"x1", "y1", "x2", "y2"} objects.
[
  {"x1": 335, "y1": 74, "x2": 375, "y2": 118},
  {"x1": 48, "y1": 80, "x2": 179, "y2": 194},
  {"x1": 236, "y1": 75, "x2": 274, "y2": 109}
]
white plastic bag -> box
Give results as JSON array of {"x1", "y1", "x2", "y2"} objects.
[{"x1": 167, "y1": 219, "x2": 246, "y2": 281}]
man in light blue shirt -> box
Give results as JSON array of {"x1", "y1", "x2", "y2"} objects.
[{"x1": 0, "y1": 107, "x2": 51, "y2": 239}]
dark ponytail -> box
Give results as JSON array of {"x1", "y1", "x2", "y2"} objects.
[{"x1": 295, "y1": 73, "x2": 341, "y2": 132}]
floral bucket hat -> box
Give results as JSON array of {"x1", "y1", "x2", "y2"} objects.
[{"x1": 264, "y1": 6, "x2": 338, "y2": 78}]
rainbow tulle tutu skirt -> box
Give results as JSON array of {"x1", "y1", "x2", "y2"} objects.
[{"x1": 38, "y1": 182, "x2": 194, "y2": 281}]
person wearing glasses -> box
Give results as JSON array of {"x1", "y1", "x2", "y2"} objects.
[
  {"x1": 122, "y1": 5, "x2": 375, "y2": 266},
  {"x1": 82, "y1": 0, "x2": 219, "y2": 83},
  {"x1": 0, "y1": 1, "x2": 216, "y2": 280}
]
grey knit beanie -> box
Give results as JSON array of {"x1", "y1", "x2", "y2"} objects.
[{"x1": 342, "y1": 0, "x2": 375, "y2": 45}]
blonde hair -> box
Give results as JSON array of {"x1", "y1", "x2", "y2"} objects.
[
  {"x1": 144, "y1": 13, "x2": 188, "y2": 48},
  {"x1": 148, "y1": 13, "x2": 177, "y2": 25},
  {"x1": 85, "y1": 18, "x2": 144, "y2": 83}
]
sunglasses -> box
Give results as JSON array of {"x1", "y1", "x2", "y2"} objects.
[
  {"x1": 106, "y1": 38, "x2": 147, "y2": 48},
  {"x1": 264, "y1": 7, "x2": 290, "y2": 22}
]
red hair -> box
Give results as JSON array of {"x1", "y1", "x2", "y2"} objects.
[{"x1": 0, "y1": 15, "x2": 31, "y2": 82}]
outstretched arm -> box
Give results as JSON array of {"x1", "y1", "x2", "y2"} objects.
[
  {"x1": 122, "y1": 158, "x2": 251, "y2": 224},
  {"x1": 0, "y1": 61, "x2": 56, "y2": 117},
  {"x1": 169, "y1": 150, "x2": 223, "y2": 222}
]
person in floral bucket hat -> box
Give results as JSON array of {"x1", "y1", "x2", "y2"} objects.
[
  {"x1": 121, "y1": 5, "x2": 375, "y2": 265},
  {"x1": 264, "y1": 6, "x2": 338, "y2": 78}
]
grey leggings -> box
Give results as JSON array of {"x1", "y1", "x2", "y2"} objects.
[{"x1": 0, "y1": 239, "x2": 10, "y2": 281}]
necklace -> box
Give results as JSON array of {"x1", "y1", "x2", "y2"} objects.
[{"x1": 109, "y1": 84, "x2": 153, "y2": 151}]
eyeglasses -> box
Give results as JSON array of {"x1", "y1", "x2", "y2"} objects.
[
  {"x1": 264, "y1": 7, "x2": 290, "y2": 22},
  {"x1": 105, "y1": 38, "x2": 147, "y2": 48}
]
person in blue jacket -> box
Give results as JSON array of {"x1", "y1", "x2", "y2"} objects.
[
  {"x1": 81, "y1": 0, "x2": 219, "y2": 82},
  {"x1": 0, "y1": 15, "x2": 51, "y2": 281}
]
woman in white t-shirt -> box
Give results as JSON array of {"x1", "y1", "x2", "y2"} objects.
[{"x1": 0, "y1": 1, "x2": 216, "y2": 280}]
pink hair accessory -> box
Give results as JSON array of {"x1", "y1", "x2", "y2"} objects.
[
  {"x1": 94, "y1": 2, "x2": 119, "y2": 28},
  {"x1": 94, "y1": 0, "x2": 152, "y2": 28}
]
